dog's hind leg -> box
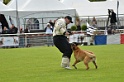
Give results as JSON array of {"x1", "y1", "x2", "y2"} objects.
[
  {"x1": 84, "y1": 62, "x2": 89, "y2": 70},
  {"x1": 72, "y1": 60, "x2": 80, "y2": 69},
  {"x1": 92, "y1": 61, "x2": 98, "y2": 69},
  {"x1": 84, "y1": 57, "x2": 90, "y2": 70}
]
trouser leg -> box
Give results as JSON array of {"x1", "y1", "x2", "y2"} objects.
[
  {"x1": 53, "y1": 36, "x2": 72, "y2": 68},
  {"x1": 53, "y1": 36, "x2": 72, "y2": 59}
]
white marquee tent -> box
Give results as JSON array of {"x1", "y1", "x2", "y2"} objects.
[{"x1": 5, "y1": 0, "x2": 77, "y2": 29}]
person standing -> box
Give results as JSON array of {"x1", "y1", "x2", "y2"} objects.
[
  {"x1": 53, "y1": 16, "x2": 73, "y2": 69},
  {"x1": 45, "y1": 23, "x2": 53, "y2": 47},
  {"x1": 92, "y1": 17, "x2": 97, "y2": 29},
  {"x1": 109, "y1": 9, "x2": 117, "y2": 26},
  {"x1": 9, "y1": 24, "x2": 18, "y2": 34},
  {"x1": 2, "y1": 26, "x2": 9, "y2": 34},
  {"x1": 45, "y1": 23, "x2": 53, "y2": 34},
  {"x1": 109, "y1": 9, "x2": 117, "y2": 34}
]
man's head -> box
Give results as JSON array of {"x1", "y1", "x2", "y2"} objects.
[
  {"x1": 46, "y1": 23, "x2": 51, "y2": 27},
  {"x1": 65, "y1": 16, "x2": 73, "y2": 24},
  {"x1": 3, "y1": 26, "x2": 7, "y2": 30}
]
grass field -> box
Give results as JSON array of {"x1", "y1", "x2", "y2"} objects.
[{"x1": 0, "y1": 44, "x2": 124, "y2": 82}]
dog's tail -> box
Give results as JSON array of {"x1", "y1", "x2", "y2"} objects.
[
  {"x1": 92, "y1": 56, "x2": 96, "y2": 61},
  {"x1": 84, "y1": 51, "x2": 96, "y2": 61}
]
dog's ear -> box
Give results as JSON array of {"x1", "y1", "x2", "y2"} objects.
[{"x1": 72, "y1": 42, "x2": 79, "y2": 46}]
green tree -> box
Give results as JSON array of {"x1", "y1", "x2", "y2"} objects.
[
  {"x1": 3, "y1": 0, "x2": 11, "y2": 5},
  {"x1": 89, "y1": 0, "x2": 106, "y2": 2}
]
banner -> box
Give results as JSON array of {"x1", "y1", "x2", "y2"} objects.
[
  {"x1": 107, "y1": 34, "x2": 120, "y2": 44},
  {"x1": 95, "y1": 35, "x2": 107, "y2": 45},
  {"x1": 121, "y1": 34, "x2": 124, "y2": 44},
  {"x1": 0, "y1": 37, "x2": 19, "y2": 47}
]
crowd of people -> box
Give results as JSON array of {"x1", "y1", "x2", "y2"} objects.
[
  {"x1": 1, "y1": 24, "x2": 18, "y2": 34},
  {"x1": 0, "y1": 10, "x2": 117, "y2": 36}
]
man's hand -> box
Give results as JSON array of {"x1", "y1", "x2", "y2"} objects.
[
  {"x1": 65, "y1": 32, "x2": 70, "y2": 35},
  {"x1": 65, "y1": 31, "x2": 74, "y2": 35}
]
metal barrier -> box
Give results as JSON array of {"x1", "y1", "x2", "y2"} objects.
[
  {"x1": 0, "y1": 32, "x2": 89, "y2": 48},
  {"x1": 0, "y1": 33, "x2": 54, "y2": 48}
]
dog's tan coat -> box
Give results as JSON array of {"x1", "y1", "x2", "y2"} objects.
[{"x1": 72, "y1": 44, "x2": 98, "y2": 70}]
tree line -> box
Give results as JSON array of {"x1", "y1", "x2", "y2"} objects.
[
  {"x1": 89, "y1": 0, "x2": 106, "y2": 2},
  {"x1": 3, "y1": 0, "x2": 11, "y2": 5}
]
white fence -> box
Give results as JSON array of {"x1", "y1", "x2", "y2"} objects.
[{"x1": 0, "y1": 33, "x2": 55, "y2": 48}]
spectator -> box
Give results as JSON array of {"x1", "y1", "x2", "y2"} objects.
[
  {"x1": 109, "y1": 9, "x2": 117, "y2": 26},
  {"x1": 109, "y1": 9, "x2": 117, "y2": 34},
  {"x1": 45, "y1": 23, "x2": 53, "y2": 34},
  {"x1": 2, "y1": 26, "x2": 9, "y2": 34},
  {"x1": 92, "y1": 17, "x2": 97, "y2": 28},
  {"x1": 49, "y1": 20, "x2": 54, "y2": 28},
  {"x1": 107, "y1": 27, "x2": 112, "y2": 35},
  {"x1": 20, "y1": 28, "x2": 23, "y2": 33},
  {"x1": 76, "y1": 18, "x2": 81, "y2": 31},
  {"x1": 24, "y1": 27, "x2": 29, "y2": 33},
  {"x1": 45, "y1": 23, "x2": 53, "y2": 47},
  {"x1": 9, "y1": 24, "x2": 18, "y2": 34}
]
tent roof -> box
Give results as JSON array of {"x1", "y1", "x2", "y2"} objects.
[
  {"x1": 62, "y1": 0, "x2": 124, "y2": 16},
  {"x1": 0, "y1": 2, "x2": 15, "y2": 16},
  {"x1": 20, "y1": 0, "x2": 74, "y2": 11},
  {"x1": 0, "y1": 2, "x2": 14, "y2": 11},
  {"x1": 7, "y1": 0, "x2": 31, "y2": 10},
  {"x1": 6, "y1": 0, "x2": 76, "y2": 18}
]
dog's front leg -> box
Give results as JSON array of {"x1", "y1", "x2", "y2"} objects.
[{"x1": 72, "y1": 60, "x2": 80, "y2": 69}]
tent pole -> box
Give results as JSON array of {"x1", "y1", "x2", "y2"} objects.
[
  {"x1": 16, "y1": 0, "x2": 20, "y2": 33},
  {"x1": 116, "y1": 0, "x2": 120, "y2": 29}
]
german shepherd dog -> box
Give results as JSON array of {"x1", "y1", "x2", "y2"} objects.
[{"x1": 71, "y1": 42, "x2": 98, "y2": 70}]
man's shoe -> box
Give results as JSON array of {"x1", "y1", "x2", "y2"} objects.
[{"x1": 61, "y1": 57, "x2": 70, "y2": 68}]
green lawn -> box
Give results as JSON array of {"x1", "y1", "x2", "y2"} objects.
[{"x1": 0, "y1": 45, "x2": 124, "y2": 82}]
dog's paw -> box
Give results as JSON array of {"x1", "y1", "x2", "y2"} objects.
[
  {"x1": 86, "y1": 67, "x2": 89, "y2": 70},
  {"x1": 72, "y1": 65, "x2": 77, "y2": 69},
  {"x1": 95, "y1": 65, "x2": 98, "y2": 69}
]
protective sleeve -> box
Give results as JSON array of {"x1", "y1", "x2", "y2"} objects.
[{"x1": 57, "y1": 20, "x2": 66, "y2": 35}]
